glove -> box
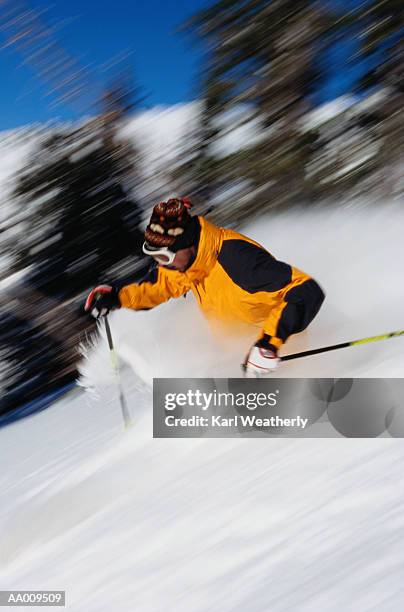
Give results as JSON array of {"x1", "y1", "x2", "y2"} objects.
[
  {"x1": 84, "y1": 285, "x2": 121, "y2": 318},
  {"x1": 243, "y1": 337, "x2": 280, "y2": 378}
]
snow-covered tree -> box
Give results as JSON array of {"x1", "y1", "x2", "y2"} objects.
[
  {"x1": 358, "y1": 0, "x2": 403, "y2": 195},
  {"x1": 12, "y1": 85, "x2": 143, "y2": 297},
  {"x1": 180, "y1": 0, "x2": 332, "y2": 222}
]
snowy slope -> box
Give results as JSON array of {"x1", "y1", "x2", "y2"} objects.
[
  {"x1": 2, "y1": 383, "x2": 404, "y2": 611},
  {"x1": 1, "y1": 197, "x2": 404, "y2": 611}
]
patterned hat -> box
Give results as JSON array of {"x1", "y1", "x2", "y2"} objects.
[{"x1": 144, "y1": 198, "x2": 198, "y2": 251}]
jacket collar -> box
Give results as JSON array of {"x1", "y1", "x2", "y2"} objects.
[{"x1": 184, "y1": 216, "x2": 223, "y2": 283}]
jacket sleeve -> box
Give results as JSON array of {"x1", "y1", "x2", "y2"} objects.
[
  {"x1": 118, "y1": 266, "x2": 191, "y2": 310},
  {"x1": 260, "y1": 300, "x2": 289, "y2": 349},
  {"x1": 217, "y1": 238, "x2": 311, "y2": 349},
  {"x1": 260, "y1": 275, "x2": 324, "y2": 349}
]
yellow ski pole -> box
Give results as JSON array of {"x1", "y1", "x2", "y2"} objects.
[{"x1": 281, "y1": 329, "x2": 404, "y2": 362}]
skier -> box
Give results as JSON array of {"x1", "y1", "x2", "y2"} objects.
[{"x1": 85, "y1": 198, "x2": 324, "y2": 376}]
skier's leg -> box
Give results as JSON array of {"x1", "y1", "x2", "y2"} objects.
[{"x1": 274, "y1": 279, "x2": 325, "y2": 343}]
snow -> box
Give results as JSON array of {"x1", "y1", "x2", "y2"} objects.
[
  {"x1": 0, "y1": 102, "x2": 403, "y2": 609},
  {"x1": 80, "y1": 198, "x2": 404, "y2": 382},
  {"x1": 118, "y1": 103, "x2": 263, "y2": 202},
  {"x1": 1, "y1": 195, "x2": 404, "y2": 610},
  {"x1": 0, "y1": 131, "x2": 37, "y2": 224},
  {"x1": 118, "y1": 103, "x2": 200, "y2": 200},
  {"x1": 301, "y1": 95, "x2": 357, "y2": 131},
  {"x1": 0, "y1": 267, "x2": 31, "y2": 290},
  {"x1": 2, "y1": 388, "x2": 404, "y2": 611}
]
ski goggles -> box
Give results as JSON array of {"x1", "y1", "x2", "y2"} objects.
[{"x1": 142, "y1": 241, "x2": 176, "y2": 265}]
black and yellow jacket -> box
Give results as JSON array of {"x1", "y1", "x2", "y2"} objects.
[{"x1": 119, "y1": 217, "x2": 323, "y2": 349}]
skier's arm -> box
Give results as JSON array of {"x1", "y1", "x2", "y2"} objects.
[{"x1": 118, "y1": 266, "x2": 191, "y2": 310}]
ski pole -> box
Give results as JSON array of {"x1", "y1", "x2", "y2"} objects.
[
  {"x1": 281, "y1": 329, "x2": 404, "y2": 362},
  {"x1": 104, "y1": 316, "x2": 132, "y2": 429}
]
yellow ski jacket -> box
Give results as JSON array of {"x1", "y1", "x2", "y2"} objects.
[{"x1": 118, "y1": 217, "x2": 316, "y2": 348}]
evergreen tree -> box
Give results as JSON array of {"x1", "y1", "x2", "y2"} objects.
[
  {"x1": 358, "y1": 0, "x2": 403, "y2": 194},
  {"x1": 0, "y1": 84, "x2": 145, "y2": 414},
  {"x1": 181, "y1": 0, "x2": 331, "y2": 222},
  {"x1": 12, "y1": 83, "x2": 143, "y2": 297},
  {"x1": 359, "y1": 0, "x2": 403, "y2": 92}
]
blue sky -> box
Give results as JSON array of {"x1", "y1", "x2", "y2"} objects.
[
  {"x1": 0, "y1": 0, "x2": 372, "y2": 130},
  {"x1": 0, "y1": 0, "x2": 208, "y2": 129}
]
